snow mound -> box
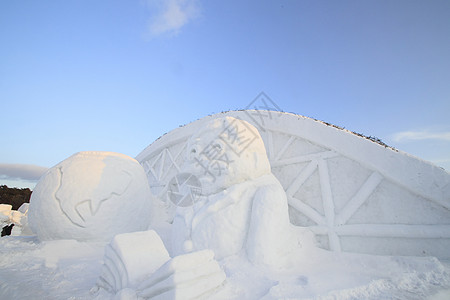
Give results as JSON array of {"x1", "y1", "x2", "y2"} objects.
[
  {"x1": 137, "y1": 110, "x2": 450, "y2": 259},
  {"x1": 28, "y1": 151, "x2": 153, "y2": 243}
]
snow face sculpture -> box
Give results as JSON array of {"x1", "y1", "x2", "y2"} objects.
[
  {"x1": 171, "y1": 116, "x2": 309, "y2": 267},
  {"x1": 28, "y1": 151, "x2": 153, "y2": 243}
]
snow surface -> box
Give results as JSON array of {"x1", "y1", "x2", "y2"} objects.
[
  {"x1": 1, "y1": 115, "x2": 450, "y2": 299},
  {"x1": 1, "y1": 236, "x2": 450, "y2": 299}
]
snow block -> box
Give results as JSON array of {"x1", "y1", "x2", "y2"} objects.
[
  {"x1": 28, "y1": 151, "x2": 153, "y2": 243},
  {"x1": 137, "y1": 111, "x2": 450, "y2": 259},
  {"x1": 98, "y1": 230, "x2": 170, "y2": 293},
  {"x1": 97, "y1": 231, "x2": 226, "y2": 299}
]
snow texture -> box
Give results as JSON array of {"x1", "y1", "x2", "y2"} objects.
[
  {"x1": 28, "y1": 151, "x2": 153, "y2": 243},
  {"x1": 1, "y1": 235, "x2": 449, "y2": 299}
]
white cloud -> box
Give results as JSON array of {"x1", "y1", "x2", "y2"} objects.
[
  {"x1": 0, "y1": 164, "x2": 47, "y2": 181},
  {"x1": 391, "y1": 130, "x2": 450, "y2": 142},
  {"x1": 145, "y1": 0, "x2": 201, "y2": 36}
]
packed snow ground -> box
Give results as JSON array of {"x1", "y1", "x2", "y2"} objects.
[{"x1": 1, "y1": 235, "x2": 450, "y2": 299}]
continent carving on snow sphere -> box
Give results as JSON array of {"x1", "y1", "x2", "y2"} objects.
[{"x1": 55, "y1": 165, "x2": 132, "y2": 227}]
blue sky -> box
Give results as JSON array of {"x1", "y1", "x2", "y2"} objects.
[{"x1": 1, "y1": 0, "x2": 450, "y2": 189}]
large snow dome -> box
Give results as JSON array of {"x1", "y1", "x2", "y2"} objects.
[
  {"x1": 29, "y1": 151, "x2": 153, "y2": 243},
  {"x1": 137, "y1": 110, "x2": 450, "y2": 259}
]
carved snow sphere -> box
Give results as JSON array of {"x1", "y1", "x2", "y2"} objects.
[{"x1": 28, "y1": 151, "x2": 153, "y2": 243}]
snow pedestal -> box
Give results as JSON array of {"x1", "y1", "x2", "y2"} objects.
[{"x1": 28, "y1": 151, "x2": 153, "y2": 243}]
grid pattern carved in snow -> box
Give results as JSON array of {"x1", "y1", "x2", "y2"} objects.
[{"x1": 139, "y1": 127, "x2": 450, "y2": 254}]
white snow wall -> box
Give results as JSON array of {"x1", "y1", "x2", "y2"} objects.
[{"x1": 136, "y1": 111, "x2": 450, "y2": 259}]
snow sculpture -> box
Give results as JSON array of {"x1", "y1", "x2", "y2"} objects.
[
  {"x1": 96, "y1": 117, "x2": 307, "y2": 298},
  {"x1": 137, "y1": 110, "x2": 450, "y2": 259},
  {"x1": 28, "y1": 151, "x2": 153, "y2": 243},
  {"x1": 171, "y1": 116, "x2": 312, "y2": 266}
]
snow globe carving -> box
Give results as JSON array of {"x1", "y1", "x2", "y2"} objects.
[{"x1": 28, "y1": 151, "x2": 153, "y2": 243}]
